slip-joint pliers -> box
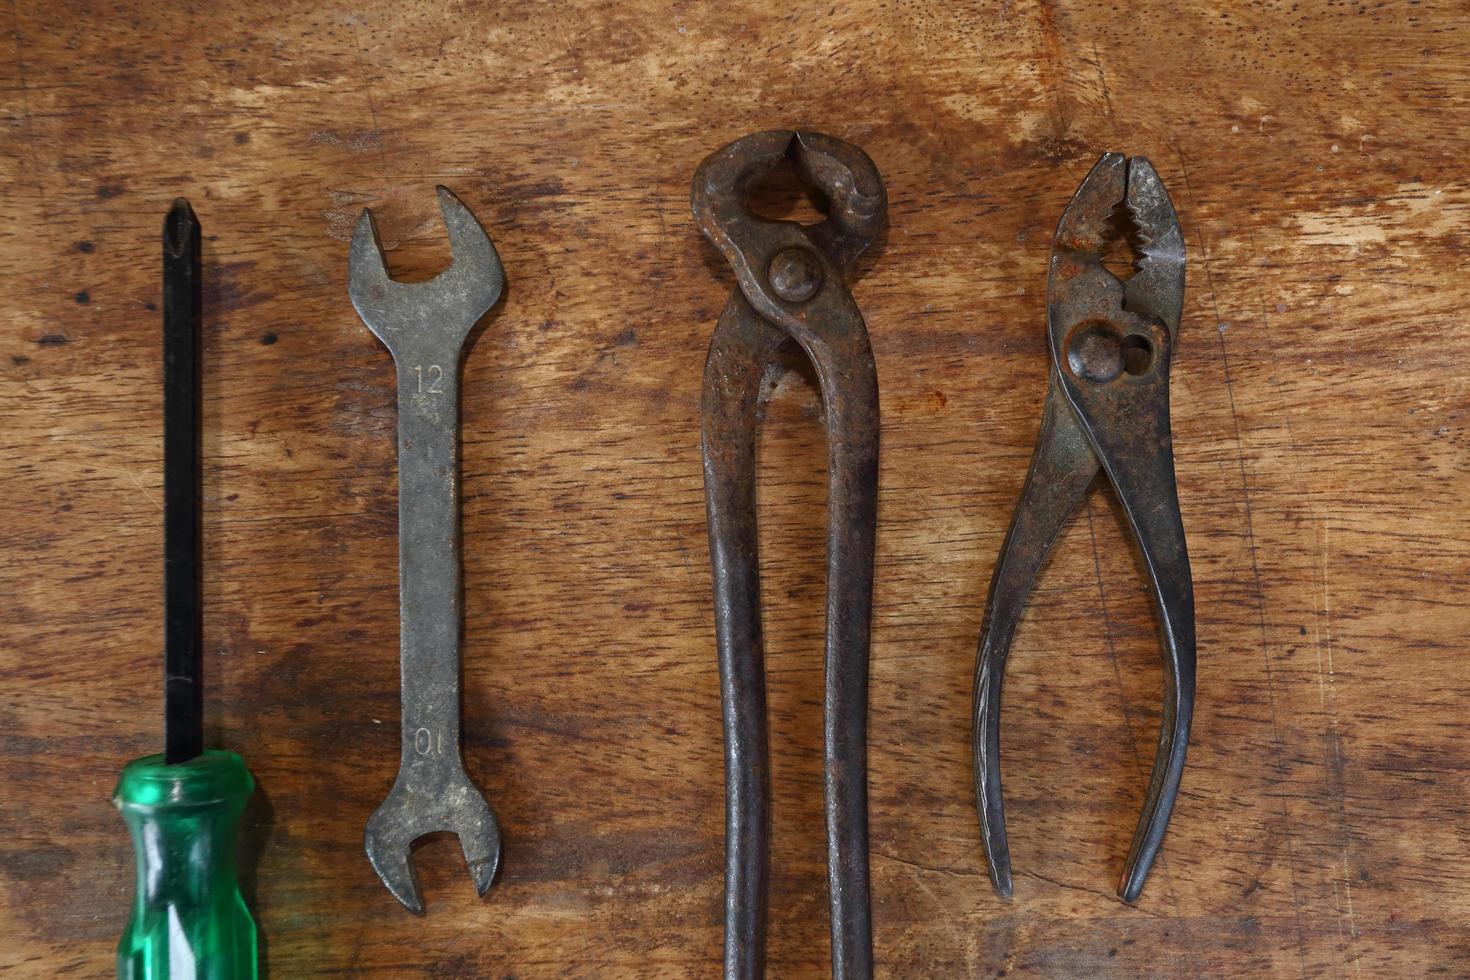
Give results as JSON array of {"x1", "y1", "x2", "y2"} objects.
[{"x1": 973, "y1": 152, "x2": 1192, "y2": 903}]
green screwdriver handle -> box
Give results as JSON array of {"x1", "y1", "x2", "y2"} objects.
[{"x1": 114, "y1": 750, "x2": 257, "y2": 980}]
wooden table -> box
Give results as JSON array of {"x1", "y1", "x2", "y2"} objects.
[{"x1": 4, "y1": 1, "x2": 1467, "y2": 975}]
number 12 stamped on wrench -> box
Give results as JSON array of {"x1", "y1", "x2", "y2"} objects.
[{"x1": 349, "y1": 187, "x2": 504, "y2": 912}]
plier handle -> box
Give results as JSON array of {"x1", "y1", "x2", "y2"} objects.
[{"x1": 973, "y1": 153, "x2": 1193, "y2": 903}]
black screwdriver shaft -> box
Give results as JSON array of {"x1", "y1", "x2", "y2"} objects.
[{"x1": 163, "y1": 200, "x2": 203, "y2": 765}]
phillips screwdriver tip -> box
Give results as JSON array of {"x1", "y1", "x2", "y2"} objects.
[{"x1": 164, "y1": 199, "x2": 198, "y2": 259}]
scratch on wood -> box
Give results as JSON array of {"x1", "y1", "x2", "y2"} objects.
[
  {"x1": 1091, "y1": 40, "x2": 1116, "y2": 132},
  {"x1": 1316, "y1": 518, "x2": 1361, "y2": 978},
  {"x1": 8, "y1": 0, "x2": 55, "y2": 253},
  {"x1": 1174, "y1": 142, "x2": 1312, "y2": 976},
  {"x1": 1083, "y1": 496, "x2": 1181, "y2": 912}
]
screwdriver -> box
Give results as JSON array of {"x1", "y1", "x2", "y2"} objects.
[{"x1": 114, "y1": 200, "x2": 257, "y2": 980}]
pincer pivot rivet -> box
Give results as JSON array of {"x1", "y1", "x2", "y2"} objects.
[{"x1": 768, "y1": 246, "x2": 823, "y2": 303}]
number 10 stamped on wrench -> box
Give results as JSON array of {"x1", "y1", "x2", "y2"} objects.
[{"x1": 349, "y1": 187, "x2": 504, "y2": 912}]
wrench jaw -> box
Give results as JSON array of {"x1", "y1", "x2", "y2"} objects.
[
  {"x1": 364, "y1": 769, "x2": 503, "y2": 914},
  {"x1": 347, "y1": 186, "x2": 506, "y2": 359},
  {"x1": 432, "y1": 185, "x2": 506, "y2": 326}
]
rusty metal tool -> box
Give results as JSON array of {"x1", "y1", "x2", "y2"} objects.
[
  {"x1": 694, "y1": 130, "x2": 886, "y2": 980},
  {"x1": 972, "y1": 153, "x2": 1191, "y2": 903},
  {"x1": 349, "y1": 187, "x2": 504, "y2": 913}
]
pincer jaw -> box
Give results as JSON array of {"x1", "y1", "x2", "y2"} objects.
[{"x1": 691, "y1": 129, "x2": 887, "y2": 273}]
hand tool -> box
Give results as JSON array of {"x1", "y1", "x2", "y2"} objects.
[
  {"x1": 114, "y1": 200, "x2": 258, "y2": 979},
  {"x1": 694, "y1": 130, "x2": 886, "y2": 980},
  {"x1": 971, "y1": 153, "x2": 1191, "y2": 902},
  {"x1": 349, "y1": 186, "x2": 504, "y2": 913}
]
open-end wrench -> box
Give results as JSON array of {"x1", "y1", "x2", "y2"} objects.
[{"x1": 349, "y1": 186, "x2": 504, "y2": 913}]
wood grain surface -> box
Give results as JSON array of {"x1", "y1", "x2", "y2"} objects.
[{"x1": 3, "y1": 1, "x2": 1468, "y2": 976}]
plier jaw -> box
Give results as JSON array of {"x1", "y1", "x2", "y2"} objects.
[
  {"x1": 1047, "y1": 153, "x2": 1184, "y2": 380},
  {"x1": 974, "y1": 153, "x2": 1194, "y2": 903}
]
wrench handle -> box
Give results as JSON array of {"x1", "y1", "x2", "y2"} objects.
[{"x1": 392, "y1": 352, "x2": 466, "y2": 775}]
